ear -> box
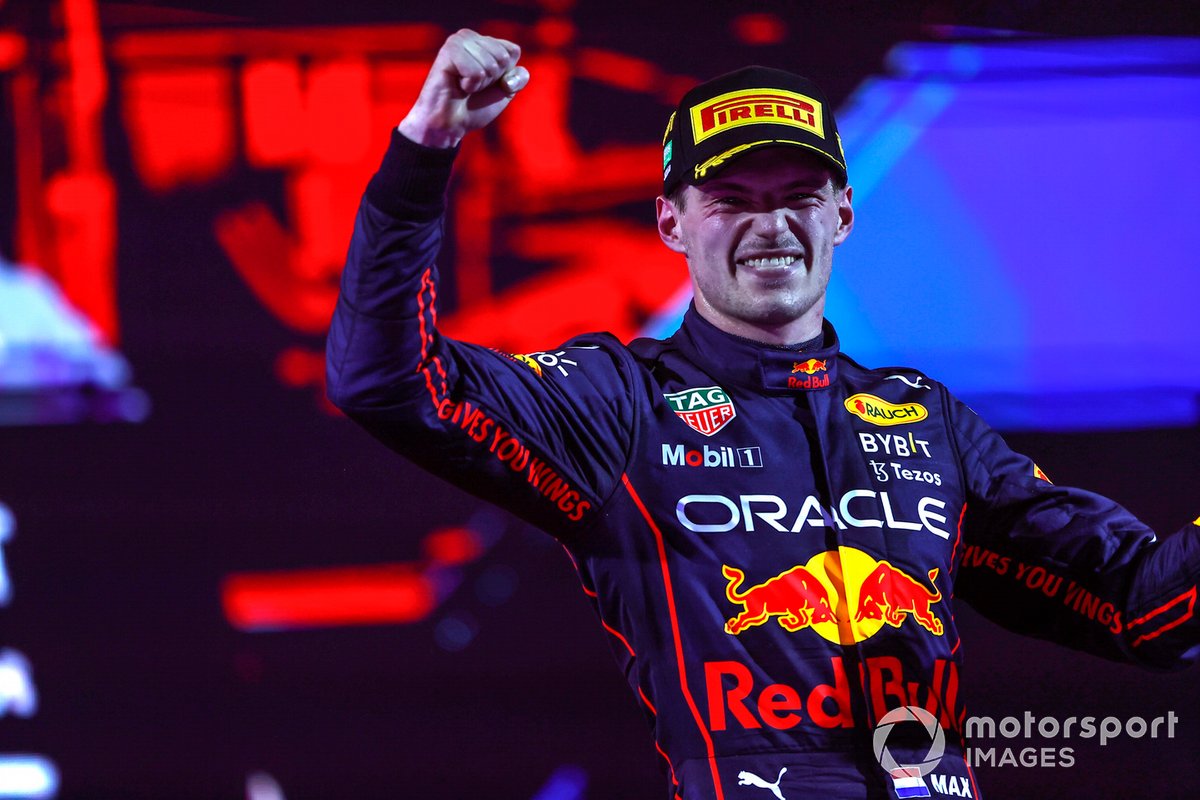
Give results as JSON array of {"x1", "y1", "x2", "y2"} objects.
[
  {"x1": 833, "y1": 185, "x2": 854, "y2": 246},
  {"x1": 656, "y1": 195, "x2": 687, "y2": 255}
]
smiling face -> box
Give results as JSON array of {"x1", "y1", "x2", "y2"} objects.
[{"x1": 656, "y1": 147, "x2": 854, "y2": 345}]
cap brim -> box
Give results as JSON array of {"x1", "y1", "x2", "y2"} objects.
[{"x1": 689, "y1": 138, "x2": 847, "y2": 187}]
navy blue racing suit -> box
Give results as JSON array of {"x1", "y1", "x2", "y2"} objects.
[{"x1": 326, "y1": 130, "x2": 1200, "y2": 800}]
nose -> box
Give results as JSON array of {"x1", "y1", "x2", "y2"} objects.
[{"x1": 749, "y1": 207, "x2": 790, "y2": 239}]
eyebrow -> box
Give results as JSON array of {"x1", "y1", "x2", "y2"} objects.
[{"x1": 702, "y1": 177, "x2": 830, "y2": 193}]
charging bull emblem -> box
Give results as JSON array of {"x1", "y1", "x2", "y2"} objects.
[
  {"x1": 792, "y1": 359, "x2": 827, "y2": 375},
  {"x1": 855, "y1": 562, "x2": 943, "y2": 635},
  {"x1": 722, "y1": 564, "x2": 835, "y2": 634}
]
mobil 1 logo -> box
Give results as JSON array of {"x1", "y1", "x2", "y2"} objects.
[{"x1": 662, "y1": 443, "x2": 764, "y2": 469}]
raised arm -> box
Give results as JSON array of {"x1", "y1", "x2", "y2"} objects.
[
  {"x1": 326, "y1": 30, "x2": 634, "y2": 537},
  {"x1": 398, "y1": 28, "x2": 529, "y2": 148}
]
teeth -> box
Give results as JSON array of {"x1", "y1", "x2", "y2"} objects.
[{"x1": 741, "y1": 256, "x2": 796, "y2": 268}]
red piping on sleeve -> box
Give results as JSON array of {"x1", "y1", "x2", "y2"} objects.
[{"x1": 1127, "y1": 586, "x2": 1197, "y2": 647}]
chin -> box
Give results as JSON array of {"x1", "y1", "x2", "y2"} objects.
[{"x1": 747, "y1": 298, "x2": 813, "y2": 326}]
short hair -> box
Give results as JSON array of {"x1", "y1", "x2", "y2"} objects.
[{"x1": 666, "y1": 184, "x2": 688, "y2": 212}]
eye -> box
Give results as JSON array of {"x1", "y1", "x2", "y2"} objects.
[{"x1": 715, "y1": 196, "x2": 746, "y2": 207}]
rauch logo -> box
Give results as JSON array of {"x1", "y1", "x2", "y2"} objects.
[{"x1": 844, "y1": 394, "x2": 928, "y2": 427}]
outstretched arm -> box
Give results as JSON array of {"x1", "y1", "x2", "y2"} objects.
[{"x1": 949, "y1": 395, "x2": 1200, "y2": 670}]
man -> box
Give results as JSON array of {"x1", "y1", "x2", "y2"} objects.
[{"x1": 326, "y1": 29, "x2": 1199, "y2": 799}]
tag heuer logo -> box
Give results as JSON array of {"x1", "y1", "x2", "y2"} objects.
[{"x1": 664, "y1": 386, "x2": 736, "y2": 436}]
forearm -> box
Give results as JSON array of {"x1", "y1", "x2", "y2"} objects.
[
  {"x1": 1119, "y1": 521, "x2": 1200, "y2": 668},
  {"x1": 325, "y1": 131, "x2": 456, "y2": 411},
  {"x1": 951, "y1": 396, "x2": 1200, "y2": 668}
]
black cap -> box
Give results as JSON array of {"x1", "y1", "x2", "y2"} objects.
[{"x1": 661, "y1": 66, "x2": 847, "y2": 197}]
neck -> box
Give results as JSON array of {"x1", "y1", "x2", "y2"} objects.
[{"x1": 693, "y1": 298, "x2": 825, "y2": 347}]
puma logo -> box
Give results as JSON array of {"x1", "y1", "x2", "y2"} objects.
[
  {"x1": 885, "y1": 374, "x2": 931, "y2": 390},
  {"x1": 737, "y1": 767, "x2": 787, "y2": 800}
]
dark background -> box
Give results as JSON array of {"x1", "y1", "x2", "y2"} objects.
[{"x1": 1, "y1": 1, "x2": 1198, "y2": 798}]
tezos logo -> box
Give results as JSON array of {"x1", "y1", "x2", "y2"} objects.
[
  {"x1": 664, "y1": 386, "x2": 736, "y2": 437},
  {"x1": 844, "y1": 394, "x2": 927, "y2": 427}
]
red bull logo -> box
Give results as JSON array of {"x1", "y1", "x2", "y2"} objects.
[
  {"x1": 704, "y1": 655, "x2": 965, "y2": 734},
  {"x1": 855, "y1": 562, "x2": 944, "y2": 635},
  {"x1": 788, "y1": 373, "x2": 830, "y2": 389},
  {"x1": 722, "y1": 564, "x2": 835, "y2": 634},
  {"x1": 690, "y1": 88, "x2": 823, "y2": 144},
  {"x1": 792, "y1": 359, "x2": 827, "y2": 375},
  {"x1": 844, "y1": 393, "x2": 928, "y2": 427},
  {"x1": 722, "y1": 548, "x2": 945, "y2": 645},
  {"x1": 788, "y1": 358, "x2": 830, "y2": 388}
]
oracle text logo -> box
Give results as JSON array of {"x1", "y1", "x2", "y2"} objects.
[{"x1": 675, "y1": 491, "x2": 952, "y2": 539}]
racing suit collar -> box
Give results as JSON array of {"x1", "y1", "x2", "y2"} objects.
[{"x1": 676, "y1": 304, "x2": 840, "y2": 393}]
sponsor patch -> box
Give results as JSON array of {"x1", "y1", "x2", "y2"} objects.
[
  {"x1": 721, "y1": 547, "x2": 944, "y2": 644},
  {"x1": 704, "y1": 654, "x2": 963, "y2": 734},
  {"x1": 845, "y1": 394, "x2": 928, "y2": 427},
  {"x1": 690, "y1": 88, "x2": 823, "y2": 144},
  {"x1": 792, "y1": 358, "x2": 827, "y2": 375},
  {"x1": 664, "y1": 386, "x2": 736, "y2": 436},
  {"x1": 519, "y1": 345, "x2": 598, "y2": 378},
  {"x1": 675, "y1": 490, "x2": 951, "y2": 539},
  {"x1": 858, "y1": 432, "x2": 933, "y2": 459},
  {"x1": 508, "y1": 353, "x2": 543, "y2": 377},
  {"x1": 788, "y1": 373, "x2": 829, "y2": 390},
  {"x1": 884, "y1": 374, "x2": 931, "y2": 391},
  {"x1": 662, "y1": 443, "x2": 762, "y2": 468},
  {"x1": 869, "y1": 460, "x2": 942, "y2": 486},
  {"x1": 1033, "y1": 463, "x2": 1052, "y2": 483}
]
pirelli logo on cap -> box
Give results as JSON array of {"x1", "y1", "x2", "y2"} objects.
[{"x1": 690, "y1": 88, "x2": 824, "y2": 144}]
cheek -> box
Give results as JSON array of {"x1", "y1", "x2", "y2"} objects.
[{"x1": 809, "y1": 212, "x2": 842, "y2": 249}]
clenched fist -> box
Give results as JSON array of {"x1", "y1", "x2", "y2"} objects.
[{"x1": 398, "y1": 29, "x2": 530, "y2": 149}]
